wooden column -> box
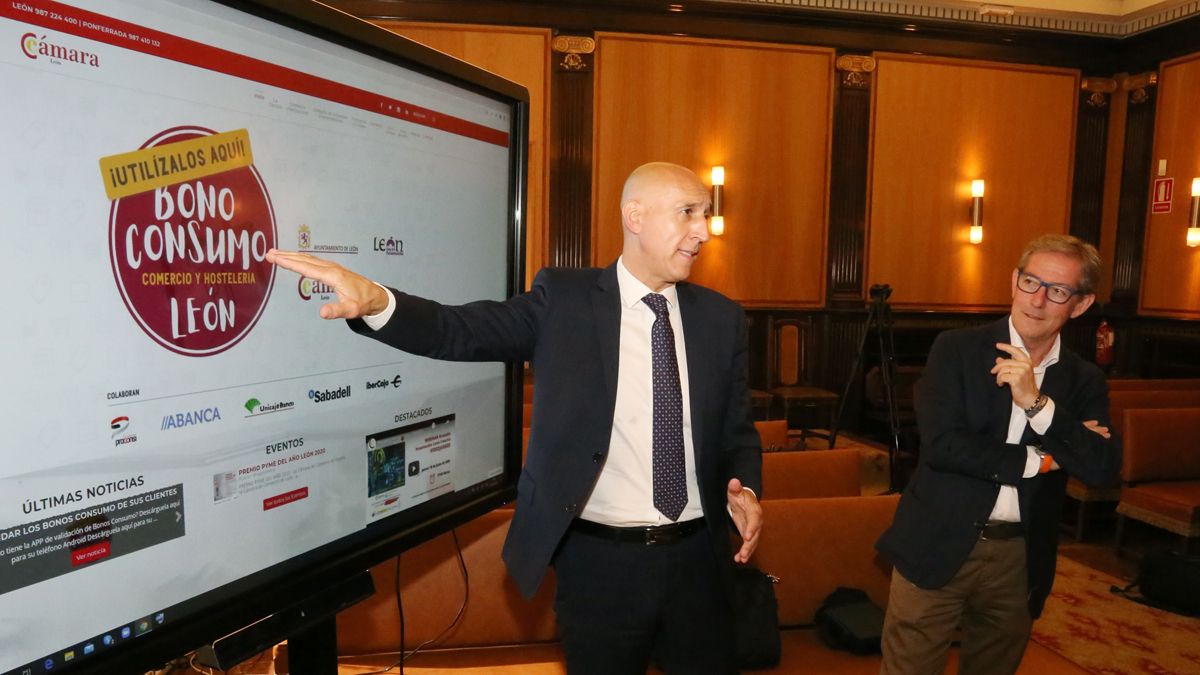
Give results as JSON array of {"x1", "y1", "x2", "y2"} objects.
[
  {"x1": 1069, "y1": 78, "x2": 1117, "y2": 247},
  {"x1": 827, "y1": 54, "x2": 874, "y2": 308},
  {"x1": 548, "y1": 34, "x2": 595, "y2": 268},
  {"x1": 1109, "y1": 72, "x2": 1158, "y2": 315}
]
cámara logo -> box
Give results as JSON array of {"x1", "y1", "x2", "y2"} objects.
[
  {"x1": 161, "y1": 406, "x2": 222, "y2": 430},
  {"x1": 298, "y1": 276, "x2": 335, "y2": 301},
  {"x1": 21, "y1": 32, "x2": 100, "y2": 67},
  {"x1": 110, "y1": 416, "x2": 138, "y2": 446}
]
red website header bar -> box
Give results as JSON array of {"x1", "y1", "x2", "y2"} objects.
[{"x1": 3, "y1": 0, "x2": 509, "y2": 147}]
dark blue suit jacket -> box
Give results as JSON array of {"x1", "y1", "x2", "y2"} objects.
[
  {"x1": 876, "y1": 317, "x2": 1121, "y2": 617},
  {"x1": 353, "y1": 264, "x2": 762, "y2": 599}
]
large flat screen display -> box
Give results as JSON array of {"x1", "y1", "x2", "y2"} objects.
[{"x1": 0, "y1": 1, "x2": 527, "y2": 672}]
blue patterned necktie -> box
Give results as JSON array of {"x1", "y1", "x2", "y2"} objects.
[{"x1": 642, "y1": 292, "x2": 687, "y2": 521}]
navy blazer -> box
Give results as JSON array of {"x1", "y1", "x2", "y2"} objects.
[
  {"x1": 876, "y1": 317, "x2": 1121, "y2": 617},
  {"x1": 352, "y1": 264, "x2": 763, "y2": 599}
]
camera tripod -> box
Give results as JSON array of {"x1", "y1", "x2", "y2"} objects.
[{"x1": 829, "y1": 284, "x2": 904, "y2": 492}]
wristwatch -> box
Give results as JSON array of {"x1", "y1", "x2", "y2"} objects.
[
  {"x1": 1033, "y1": 446, "x2": 1054, "y2": 474},
  {"x1": 1023, "y1": 393, "x2": 1048, "y2": 418}
]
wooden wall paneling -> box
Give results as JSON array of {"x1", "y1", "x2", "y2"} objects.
[
  {"x1": 866, "y1": 54, "x2": 1079, "y2": 311},
  {"x1": 1108, "y1": 72, "x2": 1158, "y2": 315},
  {"x1": 827, "y1": 55, "x2": 874, "y2": 307},
  {"x1": 1139, "y1": 53, "x2": 1200, "y2": 318},
  {"x1": 591, "y1": 33, "x2": 834, "y2": 307},
  {"x1": 1069, "y1": 79, "x2": 1116, "y2": 248},
  {"x1": 373, "y1": 22, "x2": 552, "y2": 287},
  {"x1": 549, "y1": 34, "x2": 595, "y2": 269}
]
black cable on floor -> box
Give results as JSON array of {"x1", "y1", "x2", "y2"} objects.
[{"x1": 347, "y1": 528, "x2": 469, "y2": 675}]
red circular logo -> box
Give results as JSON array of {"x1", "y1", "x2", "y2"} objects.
[{"x1": 109, "y1": 126, "x2": 276, "y2": 356}]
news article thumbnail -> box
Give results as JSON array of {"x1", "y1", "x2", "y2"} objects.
[{"x1": 365, "y1": 414, "x2": 457, "y2": 521}]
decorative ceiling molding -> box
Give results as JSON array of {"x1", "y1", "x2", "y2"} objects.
[{"x1": 719, "y1": 0, "x2": 1200, "y2": 35}]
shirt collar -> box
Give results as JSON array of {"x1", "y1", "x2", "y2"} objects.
[
  {"x1": 1007, "y1": 315, "x2": 1060, "y2": 371},
  {"x1": 616, "y1": 256, "x2": 678, "y2": 310}
]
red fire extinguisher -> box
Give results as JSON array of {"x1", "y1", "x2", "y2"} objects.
[{"x1": 1095, "y1": 320, "x2": 1114, "y2": 367}]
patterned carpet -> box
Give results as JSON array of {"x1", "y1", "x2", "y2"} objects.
[{"x1": 1032, "y1": 556, "x2": 1200, "y2": 674}]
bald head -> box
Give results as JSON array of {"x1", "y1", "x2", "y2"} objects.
[
  {"x1": 621, "y1": 162, "x2": 704, "y2": 207},
  {"x1": 618, "y1": 162, "x2": 712, "y2": 291}
]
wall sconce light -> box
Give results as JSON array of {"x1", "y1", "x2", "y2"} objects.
[
  {"x1": 969, "y1": 179, "x2": 985, "y2": 245},
  {"x1": 1189, "y1": 177, "x2": 1200, "y2": 248},
  {"x1": 710, "y1": 165, "x2": 725, "y2": 236}
]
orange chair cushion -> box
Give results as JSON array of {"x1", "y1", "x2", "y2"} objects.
[
  {"x1": 755, "y1": 419, "x2": 791, "y2": 451},
  {"x1": 1121, "y1": 408, "x2": 1200, "y2": 483},
  {"x1": 1118, "y1": 481, "x2": 1200, "y2": 526},
  {"x1": 1108, "y1": 390, "x2": 1200, "y2": 437},
  {"x1": 752, "y1": 495, "x2": 899, "y2": 626},
  {"x1": 762, "y1": 450, "x2": 860, "y2": 499},
  {"x1": 1066, "y1": 477, "x2": 1120, "y2": 503}
]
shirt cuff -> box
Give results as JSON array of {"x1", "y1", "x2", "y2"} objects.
[
  {"x1": 1022, "y1": 447, "x2": 1042, "y2": 478},
  {"x1": 726, "y1": 486, "x2": 758, "y2": 517},
  {"x1": 361, "y1": 284, "x2": 396, "y2": 331},
  {"x1": 1027, "y1": 396, "x2": 1055, "y2": 435}
]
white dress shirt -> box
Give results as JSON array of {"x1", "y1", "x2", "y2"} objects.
[
  {"x1": 580, "y1": 258, "x2": 704, "y2": 526},
  {"x1": 988, "y1": 316, "x2": 1058, "y2": 523}
]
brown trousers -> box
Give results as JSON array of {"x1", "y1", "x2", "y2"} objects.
[{"x1": 880, "y1": 537, "x2": 1033, "y2": 675}]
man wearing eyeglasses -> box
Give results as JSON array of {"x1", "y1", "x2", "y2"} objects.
[{"x1": 876, "y1": 234, "x2": 1122, "y2": 675}]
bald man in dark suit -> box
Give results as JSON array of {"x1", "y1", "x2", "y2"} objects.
[{"x1": 268, "y1": 162, "x2": 763, "y2": 674}]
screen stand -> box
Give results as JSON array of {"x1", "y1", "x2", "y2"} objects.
[
  {"x1": 287, "y1": 615, "x2": 338, "y2": 675},
  {"x1": 195, "y1": 569, "x2": 374, "y2": 671}
]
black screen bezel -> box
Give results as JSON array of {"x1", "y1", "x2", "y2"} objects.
[{"x1": 3, "y1": 1, "x2": 528, "y2": 672}]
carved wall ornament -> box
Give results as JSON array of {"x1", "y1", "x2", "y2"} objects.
[
  {"x1": 836, "y1": 55, "x2": 875, "y2": 88},
  {"x1": 552, "y1": 35, "x2": 596, "y2": 72},
  {"x1": 1123, "y1": 71, "x2": 1158, "y2": 105},
  {"x1": 1081, "y1": 77, "x2": 1118, "y2": 94},
  {"x1": 835, "y1": 54, "x2": 876, "y2": 73},
  {"x1": 552, "y1": 35, "x2": 596, "y2": 54},
  {"x1": 842, "y1": 70, "x2": 868, "y2": 87}
]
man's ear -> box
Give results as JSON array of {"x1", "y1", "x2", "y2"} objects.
[
  {"x1": 1070, "y1": 293, "x2": 1096, "y2": 319},
  {"x1": 622, "y1": 200, "x2": 642, "y2": 234}
]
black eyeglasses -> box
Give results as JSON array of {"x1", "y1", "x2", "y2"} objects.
[{"x1": 1016, "y1": 270, "x2": 1080, "y2": 304}]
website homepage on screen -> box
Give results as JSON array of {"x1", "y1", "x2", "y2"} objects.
[{"x1": 0, "y1": 0, "x2": 513, "y2": 671}]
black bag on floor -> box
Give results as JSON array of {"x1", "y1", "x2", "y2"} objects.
[
  {"x1": 814, "y1": 587, "x2": 885, "y2": 655},
  {"x1": 1112, "y1": 551, "x2": 1200, "y2": 617},
  {"x1": 733, "y1": 564, "x2": 781, "y2": 669}
]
